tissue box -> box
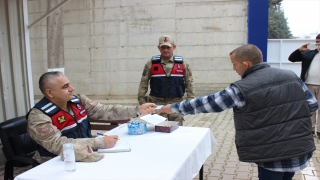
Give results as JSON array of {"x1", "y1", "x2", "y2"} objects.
[
  {"x1": 155, "y1": 121, "x2": 179, "y2": 133},
  {"x1": 127, "y1": 121, "x2": 147, "y2": 135}
]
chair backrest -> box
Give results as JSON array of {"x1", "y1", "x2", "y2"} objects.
[{"x1": 0, "y1": 116, "x2": 38, "y2": 161}]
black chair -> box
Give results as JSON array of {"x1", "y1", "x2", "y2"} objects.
[{"x1": 0, "y1": 116, "x2": 40, "y2": 180}]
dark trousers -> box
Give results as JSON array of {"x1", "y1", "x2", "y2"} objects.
[{"x1": 258, "y1": 166, "x2": 295, "y2": 180}]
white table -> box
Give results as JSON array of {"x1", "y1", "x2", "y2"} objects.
[{"x1": 15, "y1": 124, "x2": 217, "y2": 180}]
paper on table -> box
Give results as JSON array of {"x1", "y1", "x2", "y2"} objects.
[
  {"x1": 98, "y1": 139, "x2": 131, "y2": 153},
  {"x1": 139, "y1": 114, "x2": 167, "y2": 125}
]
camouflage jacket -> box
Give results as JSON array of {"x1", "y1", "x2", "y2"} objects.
[{"x1": 27, "y1": 94, "x2": 137, "y2": 163}]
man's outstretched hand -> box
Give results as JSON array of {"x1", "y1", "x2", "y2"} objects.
[{"x1": 138, "y1": 103, "x2": 157, "y2": 114}]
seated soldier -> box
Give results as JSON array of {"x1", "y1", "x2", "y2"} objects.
[{"x1": 27, "y1": 71, "x2": 156, "y2": 163}]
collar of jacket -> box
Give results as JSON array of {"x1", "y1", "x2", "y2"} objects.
[{"x1": 242, "y1": 62, "x2": 270, "y2": 79}]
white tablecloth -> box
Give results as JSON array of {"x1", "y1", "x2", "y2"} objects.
[{"x1": 15, "y1": 125, "x2": 217, "y2": 180}]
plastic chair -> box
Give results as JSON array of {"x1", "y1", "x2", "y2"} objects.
[{"x1": 0, "y1": 116, "x2": 40, "y2": 180}]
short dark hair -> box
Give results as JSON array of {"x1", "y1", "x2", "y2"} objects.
[
  {"x1": 229, "y1": 44, "x2": 263, "y2": 65},
  {"x1": 39, "y1": 71, "x2": 63, "y2": 94},
  {"x1": 316, "y1": 34, "x2": 320, "y2": 39}
]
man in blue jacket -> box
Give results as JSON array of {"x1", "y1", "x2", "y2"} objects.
[
  {"x1": 159, "y1": 44, "x2": 318, "y2": 180},
  {"x1": 288, "y1": 34, "x2": 320, "y2": 138}
]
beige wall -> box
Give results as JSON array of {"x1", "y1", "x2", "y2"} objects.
[{"x1": 28, "y1": 0, "x2": 247, "y2": 99}]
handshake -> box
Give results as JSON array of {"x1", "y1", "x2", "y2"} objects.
[{"x1": 138, "y1": 103, "x2": 173, "y2": 115}]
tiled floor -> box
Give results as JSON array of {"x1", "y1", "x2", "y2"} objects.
[{"x1": 1, "y1": 109, "x2": 320, "y2": 180}]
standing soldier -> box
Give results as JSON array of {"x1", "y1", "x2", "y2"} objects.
[{"x1": 137, "y1": 35, "x2": 195, "y2": 125}]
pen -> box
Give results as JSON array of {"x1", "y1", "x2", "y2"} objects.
[{"x1": 97, "y1": 132, "x2": 104, "y2": 136}]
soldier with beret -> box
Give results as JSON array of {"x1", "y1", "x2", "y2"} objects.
[
  {"x1": 27, "y1": 71, "x2": 156, "y2": 163},
  {"x1": 137, "y1": 35, "x2": 195, "y2": 125}
]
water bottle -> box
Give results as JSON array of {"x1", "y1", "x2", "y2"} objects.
[{"x1": 63, "y1": 143, "x2": 76, "y2": 172}]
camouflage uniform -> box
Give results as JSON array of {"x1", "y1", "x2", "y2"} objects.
[
  {"x1": 138, "y1": 56, "x2": 195, "y2": 125},
  {"x1": 27, "y1": 94, "x2": 137, "y2": 163}
]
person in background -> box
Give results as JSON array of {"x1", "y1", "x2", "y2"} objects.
[
  {"x1": 158, "y1": 44, "x2": 318, "y2": 180},
  {"x1": 288, "y1": 33, "x2": 320, "y2": 138},
  {"x1": 137, "y1": 35, "x2": 195, "y2": 125},
  {"x1": 27, "y1": 71, "x2": 156, "y2": 163}
]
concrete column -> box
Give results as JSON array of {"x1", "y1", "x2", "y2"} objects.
[{"x1": 47, "y1": 0, "x2": 64, "y2": 71}]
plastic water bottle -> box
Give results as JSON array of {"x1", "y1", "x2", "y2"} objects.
[{"x1": 63, "y1": 143, "x2": 76, "y2": 172}]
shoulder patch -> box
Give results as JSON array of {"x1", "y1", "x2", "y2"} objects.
[{"x1": 36, "y1": 124, "x2": 55, "y2": 139}]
